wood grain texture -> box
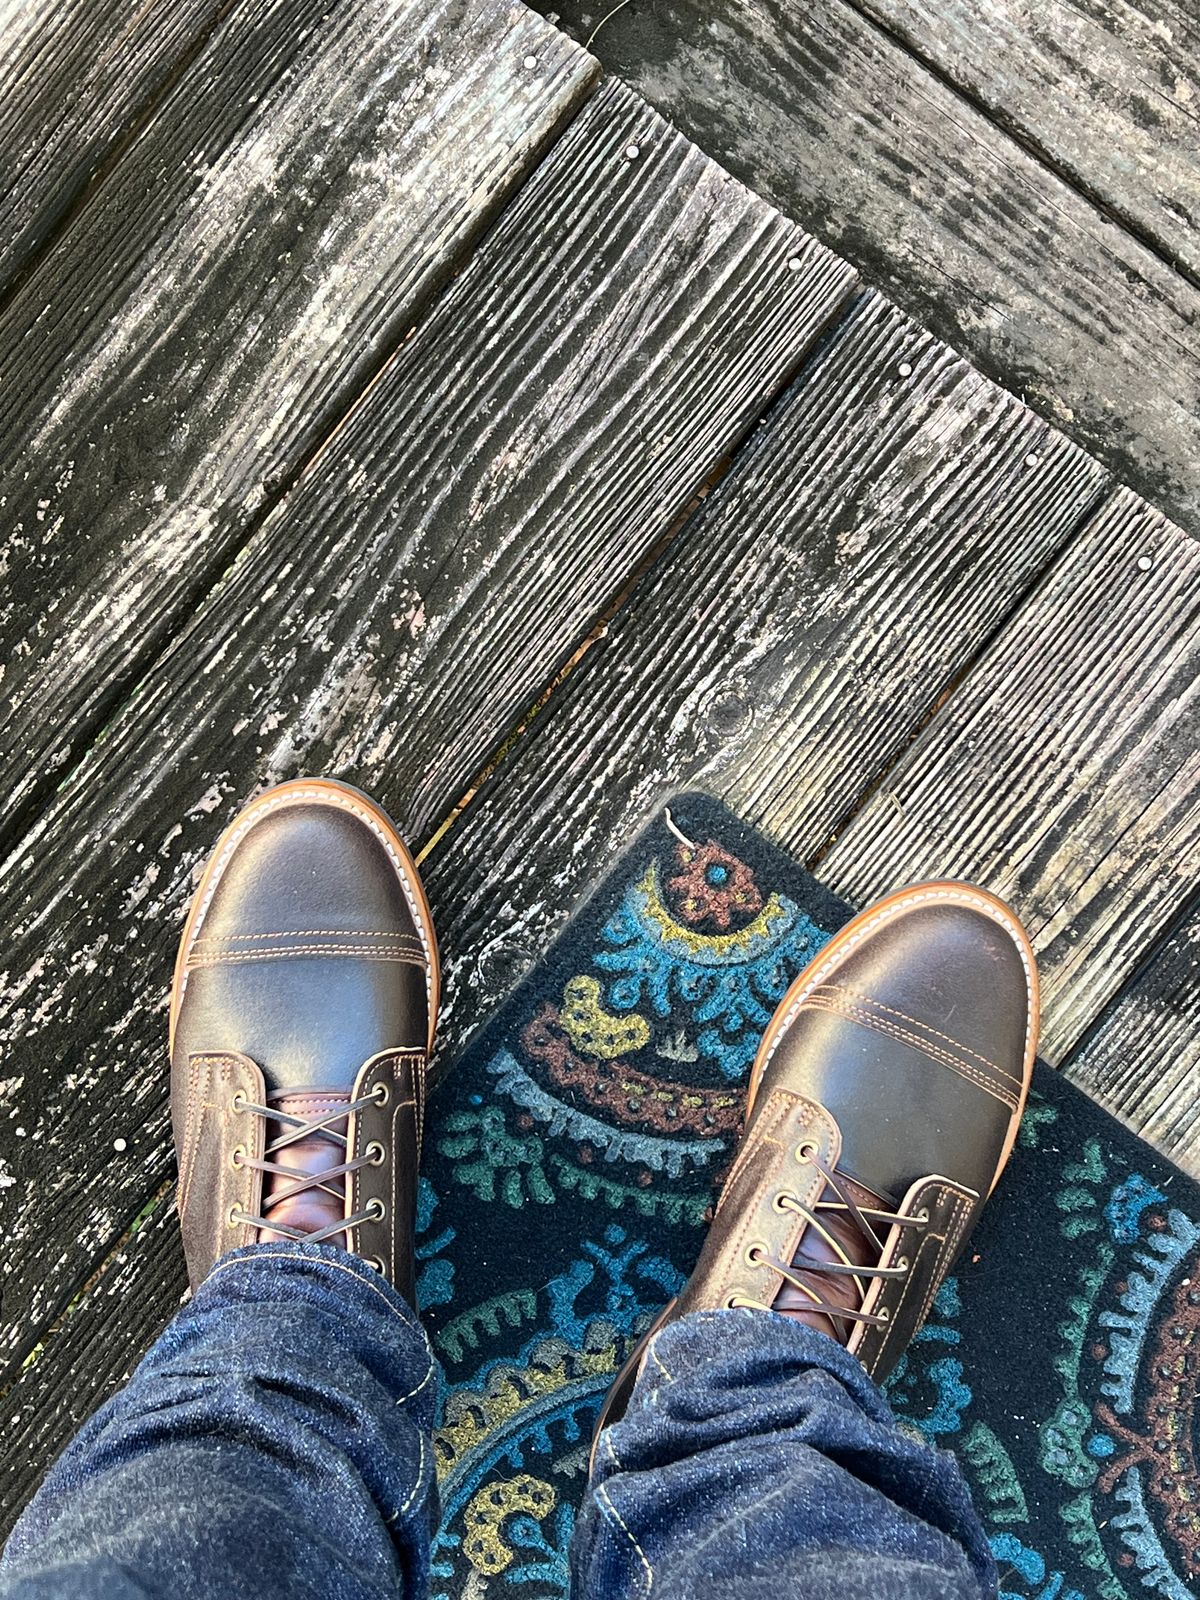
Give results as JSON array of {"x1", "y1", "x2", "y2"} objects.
[
  {"x1": 0, "y1": 296, "x2": 1105, "y2": 1525},
  {"x1": 411, "y1": 291, "x2": 1107, "y2": 1062},
  {"x1": 535, "y1": 0, "x2": 1200, "y2": 534},
  {"x1": 822, "y1": 487, "x2": 1200, "y2": 1065},
  {"x1": 0, "y1": 0, "x2": 596, "y2": 846},
  {"x1": 1061, "y1": 895, "x2": 1200, "y2": 1178},
  {"x1": 0, "y1": 0, "x2": 220, "y2": 297},
  {"x1": 858, "y1": 0, "x2": 1200, "y2": 280},
  {"x1": 0, "y1": 78, "x2": 855, "y2": 1376},
  {"x1": 0, "y1": 1195, "x2": 187, "y2": 1541}
]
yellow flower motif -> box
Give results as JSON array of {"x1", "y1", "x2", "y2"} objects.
[
  {"x1": 560, "y1": 974, "x2": 650, "y2": 1059},
  {"x1": 462, "y1": 1474, "x2": 556, "y2": 1575}
]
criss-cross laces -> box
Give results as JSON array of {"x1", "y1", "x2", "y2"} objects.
[
  {"x1": 729, "y1": 1144, "x2": 929, "y2": 1329},
  {"x1": 228, "y1": 1085, "x2": 387, "y2": 1243}
]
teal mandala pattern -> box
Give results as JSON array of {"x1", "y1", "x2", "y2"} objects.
[{"x1": 421, "y1": 794, "x2": 1199, "y2": 1600}]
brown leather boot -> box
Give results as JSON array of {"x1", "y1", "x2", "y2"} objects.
[
  {"x1": 594, "y1": 880, "x2": 1038, "y2": 1445},
  {"x1": 169, "y1": 778, "x2": 438, "y2": 1303}
]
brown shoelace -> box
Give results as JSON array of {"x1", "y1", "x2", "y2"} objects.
[
  {"x1": 730, "y1": 1144, "x2": 929, "y2": 1329},
  {"x1": 228, "y1": 1085, "x2": 387, "y2": 1243}
]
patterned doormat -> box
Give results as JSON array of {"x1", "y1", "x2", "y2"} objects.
[{"x1": 420, "y1": 794, "x2": 1200, "y2": 1600}]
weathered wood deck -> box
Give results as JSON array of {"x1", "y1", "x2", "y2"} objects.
[{"x1": 1, "y1": 0, "x2": 1197, "y2": 1540}]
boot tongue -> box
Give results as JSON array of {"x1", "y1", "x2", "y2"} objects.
[
  {"x1": 773, "y1": 1174, "x2": 887, "y2": 1344},
  {"x1": 257, "y1": 1091, "x2": 351, "y2": 1249}
]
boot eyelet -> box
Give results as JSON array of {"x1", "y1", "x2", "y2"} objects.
[
  {"x1": 878, "y1": 1306, "x2": 891, "y2": 1323},
  {"x1": 744, "y1": 1243, "x2": 767, "y2": 1267},
  {"x1": 772, "y1": 1190, "x2": 796, "y2": 1214},
  {"x1": 917, "y1": 1208, "x2": 930, "y2": 1224},
  {"x1": 366, "y1": 1198, "x2": 387, "y2": 1222},
  {"x1": 896, "y1": 1256, "x2": 909, "y2": 1272},
  {"x1": 795, "y1": 1140, "x2": 818, "y2": 1163},
  {"x1": 230, "y1": 1145, "x2": 246, "y2": 1169},
  {"x1": 365, "y1": 1256, "x2": 386, "y2": 1274},
  {"x1": 365, "y1": 1141, "x2": 386, "y2": 1166},
  {"x1": 227, "y1": 1203, "x2": 243, "y2": 1227},
  {"x1": 726, "y1": 1291, "x2": 751, "y2": 1310},
  {"x1": 231, "y1": 1092, "x2": 246, "y2": 1112},
  {"x1": 372, "y1": 1082, "x2": 390, "y2": 1107}
]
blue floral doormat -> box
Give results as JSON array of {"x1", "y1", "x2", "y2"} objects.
[{"x1": 421, "y1": 793, "x2": 1200, "y2": 1600}]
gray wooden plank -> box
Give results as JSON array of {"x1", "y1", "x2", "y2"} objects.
[
  {"x1": 0, "y1": 77, "x2": 856, "y2": 1377},
  {"x1": 0, "y1": 291, "x2": 1105, "y2": 1532},
  {"x1": 856, "y1": 0, "x2": 1200, "y2": 281},
  {"x1": 409, "y1": 290, "x2": 1108, "y2": 1066},
  {"x1": 533, "y1": 0, "x2": 1200, "y2": 535},
  {"x1": 1061, "y1": 893, "x2": 1200, "y2": 1179},
  {"x1": 0, "y1": 1194, "x2": 186, "y2": 1543},
  {"x1": 0, "y1": 0, "x2": 596, "y2": 847},
  {"x1": 822, "y1": 486, "x2": 1200, "y2": 1065},
  {"x1": 0, "y1": 0, "x2": 220, "y2": 297}
]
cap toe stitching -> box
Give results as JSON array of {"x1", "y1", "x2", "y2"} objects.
[
  {"x1": 762, "y1": 887, "x2": 1035, "y2": 1081},
  {"x1": 808, "y1": 982, "x2": 1024, "y2": 1087},
  {"x1": 798, "y1": 995, "x2": 1019, "y2": 1110},
  {"x1": 180, "y1": 786, "x2": 435, "y2": 1016}
]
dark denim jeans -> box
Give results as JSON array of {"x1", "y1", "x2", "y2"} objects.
[{"x1": 0, "y1": 1243, "x2": 994, "y2": 1598}]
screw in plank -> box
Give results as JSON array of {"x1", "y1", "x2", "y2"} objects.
[
  {"x1": 522, "y1": 54, "x2": 538, "y2": 69},
  {"x1": 898, "y1": 361, "x2": 913, "y2": 378},
  {"x1": 113, "y1": 1137, "x2": 128, "y2": 1152},
  {"x1": 1024, "y1": 452, "x2": 1041, "y2": 468},
  {"x1": 624, "y1": 143, "x2": 641, "y2": 161},
  {"x1": 1137, "y1": 554, "x2": 1154, "y2": 572},
  {"x1": 786, "y1": 255, "x2": 803, "y2": 272}
]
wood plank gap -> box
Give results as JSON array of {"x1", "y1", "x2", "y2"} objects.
[
  {"x1": 822, "y1": 485, "x2": 1200, "y2": 1063},
  {"x1": 0, "y1": 1179, "x2": 175, "y2": 1410},
  {"x1": 0, "y1": 75, "x2": 856, "y2": 1378},
  {"x1": 1059, "y1": 886, "x2": 1200, "y2": 1177},
  {"x1": 0, "y1": 72, "x2": 598, "y2": 866},
  {"x1": 838, "y1": 0, "x2": 1200, "y2": 294},
  {"x1": 0, "y1": 0, "x2": 238, "y2": 307},
  {"x1": 408, "y1": 289, "x2": 1109, "y2": 1078},
  {"x1": 416, "y1": 290, "x2": 867, "y2": 870},
  {"x1": 807, "y1": 469, "x2": 1112, "y2": 867},
  {"x1": 529, "y1": 0, "x2": 1200, "y2": 534},
  {"x1": 0, "y1": 0, "x2": 599, "y2": 856}
]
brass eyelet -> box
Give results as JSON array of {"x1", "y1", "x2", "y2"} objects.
[
  {"x1": 230, "y1": 1145, "x2": 246, "y2": 1169},
  {"x1": 795, "y1": 1140, "x2": 818, "y2": 1163},
  {"x1": 230, "y1": 1091, "x2": 246, "y2": 1112},
  {"x1": 878, "y1": 1306, "x2": 891, "y2": 1323},
  {"x1": 772, "y1": 1190, "x2": 796, "y2": 1214},
  {"x1": 365, "y1": 1256, "x2": 386, "y2": 1274},
  {"x1": 227, "y1": 1203, "x2": 243, "y2": 1227},
  {"x1": 896, "y1": 1255, "x2": 910, "y2": 1272},
  {"x1": 365, "y1": 1140, "x2": 386, "y2": 1166},
  {"x1": 371, "y1": 1082, "x2": 390, "y2": 1107},
  {"x1": 366, "y1": 1197, "x2": 387, "y2": 1222},
  {"x1": 726, "y1": 1291, "x2": 751, "y2": 1310},
  {"x1": 917, "y1": 1208, "x2": 930, "y2": 1224},
  {"x1": 744, "y1": 1243, "x2": 767, "y2": 1267}
]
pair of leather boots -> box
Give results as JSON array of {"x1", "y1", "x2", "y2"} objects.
[{"x1": 171, "y1": 779, "x2": 1037, "y2": 1431}]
